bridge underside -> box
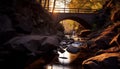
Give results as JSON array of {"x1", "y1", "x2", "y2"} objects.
[
  {"x1": 59, "y1": 17, "x2": 92, "y2": 29},
  {"x1": 51, "y1": 13, "x2": 95, "y2": 29}
]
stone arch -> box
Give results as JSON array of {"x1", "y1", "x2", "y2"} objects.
[{"x1": 57, "y1": 16, "x2": 92, "y2": 29}]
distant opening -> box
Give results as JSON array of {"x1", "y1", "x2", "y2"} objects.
[
  {"x1": 60, "y1": 19, "x2": 85, "y2": 36},
  {"x1": 54, "y1": 19, "x2": 86, "y2": 65}
]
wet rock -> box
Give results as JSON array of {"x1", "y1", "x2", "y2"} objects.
[
  {"x1": 89, "y1": 22, "x2": 120, "y2": 50},
  {"x1": 109, "y1": 33, "x2": 120, "y2": 46},
  {"x1": 78, "y1": 23, "x2": 120, "y2": 63},
  {"x1": 78, "y1": 29, "x2": 91, "y2": 37},
  {"x1": 82, "y1": 53, "x2": 120, "y2": 69},
  {"x1": 96, "y1": 46, "x2": 120, "y2": 55},
  {"x1": 95, "y1": 36, "x2": 112, "y2": 49},
  {"x1": 66, "y1": 41, "x2": 83, "y2": 54},
  {"x1": 111, "y1": 9, "x2": 120, "y2": 22}
]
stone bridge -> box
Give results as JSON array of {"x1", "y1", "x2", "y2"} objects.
[{"x1": 51, "y1": 13, "x2": 97, "y2": 29}]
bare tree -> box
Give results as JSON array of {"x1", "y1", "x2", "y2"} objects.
[
  {"x1": 44, "y1": 0, "x2": 47, "y2": 8},
  {"x1": 47, "y1": 0, "x2": 50, "y2": 10},
  {"x1": 39, "y1": 0, "x2": 42, "y2": 4},
  {"x1": 52, "y1": 0, "x2": 56, "y2": 13}
]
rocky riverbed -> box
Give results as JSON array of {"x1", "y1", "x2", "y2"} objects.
[{"x1": 0, "y1": 0, "x2": 120, "y2": 69}]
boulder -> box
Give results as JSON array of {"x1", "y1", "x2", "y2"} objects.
[
  {"x1": 0, "y1": 35, "x2": 60, "y2": 69},
  {"x1": 5, "y1": 35, "x2": 60, "y2": 54}
]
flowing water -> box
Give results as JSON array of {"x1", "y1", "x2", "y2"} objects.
[{"x1": 46, "y1": 35, "x2": 84, "y2": 69}]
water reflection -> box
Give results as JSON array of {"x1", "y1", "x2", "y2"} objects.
[
  {"x1": 46, "y1": 35, "x2": 84, "y2": 69},
  {"x1": 58, "y1": 49, "x2": 79, "y2": 64},
  {"x1": 46, "y1": 47, "x2": 81, "y2": 69},
  {"x1": 46, "y1": 64, "x2": 73, "y2": 69},
  {"x1": 46, "y1": 63, "x2": 82, "y2": 69}
]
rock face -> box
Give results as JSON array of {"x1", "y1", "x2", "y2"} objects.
[
  {"x1": 0, "y1": 0, "x2": 64, "y2": 69},
  {"x1": 82, "y1": 53, "x2": 120, "y2": 69},
  {"x1": 0, "y1": 0, "x2": 64, "y2": 35},
  {"x1": 81, "y1": 22, "x2": 120, "y2": 69},
  {"x1": 0, "y1": 15, "x2": 16, "y2": 44},
  {"x1": 88, "y1": 23, "x2": 120, "y2": 50},
  {"x1": 80, "y1": 4, "x2": 120, "y2": 68}
]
